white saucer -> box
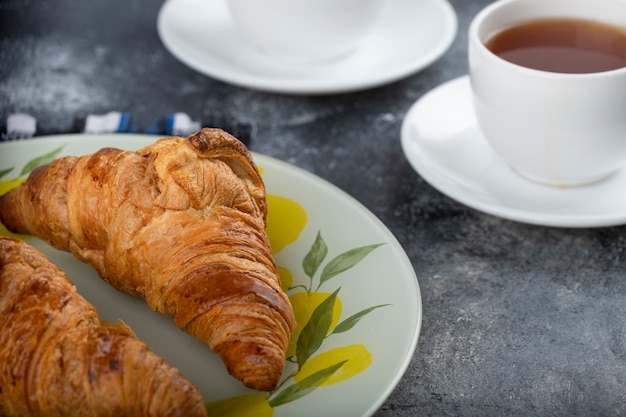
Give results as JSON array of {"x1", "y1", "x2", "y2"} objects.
[
  {"x1": 157, "y1": 0, "x2": 457, "y2": 94},
  {"x1": 400, "y1": 76, "x2": 626, "y2": 228}
]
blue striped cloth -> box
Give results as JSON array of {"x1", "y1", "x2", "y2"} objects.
[{"x1": 0, "y1": 112, "x2": 255, "y2": 146}]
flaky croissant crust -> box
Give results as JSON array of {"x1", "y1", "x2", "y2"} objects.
[
  {"x1": 0, "y1": 237, "x2": 207, "y2": 417},
  {"x1": 0, "y1": 128, "x2": 295, "y2": 391}
]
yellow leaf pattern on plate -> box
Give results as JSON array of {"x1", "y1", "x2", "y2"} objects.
[
  {"x1": 294, "y1": 344, "x2": 372, "y2": 386},
  {"x1": 277, "y1": 265, "x2": 293, "y2": 292},
  {"x1": 206, "y1": 394, "x2": 274, "y2": 417},
  {"x1": 286, "y1": 291, "x2": 342, "y2": 358},
  {"x1": 0, "y1": 178, "x2": 25, "y2": 195},
  {"x1": 265, "y1": 194, "x2": 307, "y2": 254}
]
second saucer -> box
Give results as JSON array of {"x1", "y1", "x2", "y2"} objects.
[
  {"x1": 157, "y1": 0, "x2": 457, "y2": 94},
  {"x1": 401, "y1": 76, "x2": 626, "y2": 228}
]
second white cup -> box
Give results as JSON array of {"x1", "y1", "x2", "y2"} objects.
[{"x1": 226, "y1": 0, "x2": 387, "y2": 64}]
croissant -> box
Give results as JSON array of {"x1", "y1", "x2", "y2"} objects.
[
  {"x1": 0, "y1": 128, "x2": 295, "y2": 391},
  {"x1": 0, "y1": 236, "x2": 207, "y2": 417}
]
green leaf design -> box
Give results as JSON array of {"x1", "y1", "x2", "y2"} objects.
[
  {"x1": 0, "y1": 167, "x2": 14, "y2": 179},
  {"x1": 268, "y1": 360, "x2": 348, "y2": 408},
  {"x1": 296, "y1": 288, "x2": 339, "y2": 369},
  {"x1": 332, "y1": 304, "x2": 391, "y2": 335},
  {"x1": 302, "y1": 231, "x2": 328, "y2": 280},
  {"x1": 268, "y1": 236, "x2": 391, "y2": 409},
  {"x1": 19, "y1": 145, "x2": 65, "y2": 176},
  {"x1": 319, "y1": 243, "x2": 385, "y2": 288}
]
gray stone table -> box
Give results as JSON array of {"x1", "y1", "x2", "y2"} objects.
[{"x1": 1, "y1": 0, "x2": 624, "y2": 415}]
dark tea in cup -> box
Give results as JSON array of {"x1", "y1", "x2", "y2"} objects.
[{"x1": 484, "y1": 18, "x2": 626, "y2": 73}]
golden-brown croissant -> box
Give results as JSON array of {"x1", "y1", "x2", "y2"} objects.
[
  {"x1": 0, "y1": 128, "x2": 295, "y2": 391},
  {"x1": 0, "y1": 236, "x2": 207, "y2": 417}
]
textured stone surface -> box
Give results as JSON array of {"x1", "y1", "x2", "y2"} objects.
[{"x1": 1, "y1": 0, "x2": 625, "y2": 416}]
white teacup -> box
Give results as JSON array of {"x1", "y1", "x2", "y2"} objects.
[
  {"x1": 226, "y1": 0, "x2": 387, "y2": 64},
  {"x1": 469, "y1": 0, "x2": 626, "y2": 187}
]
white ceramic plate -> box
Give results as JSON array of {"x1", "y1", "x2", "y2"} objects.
[
  {"x1": 0, "y1": 134, "x2": 421, "y2": 416},
  {"x1": 157, "y1": 0, "x2": 457, "y2": 94},
  {"x1": 401, "y1": 76, "x2": 626, "y2": 228}
]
